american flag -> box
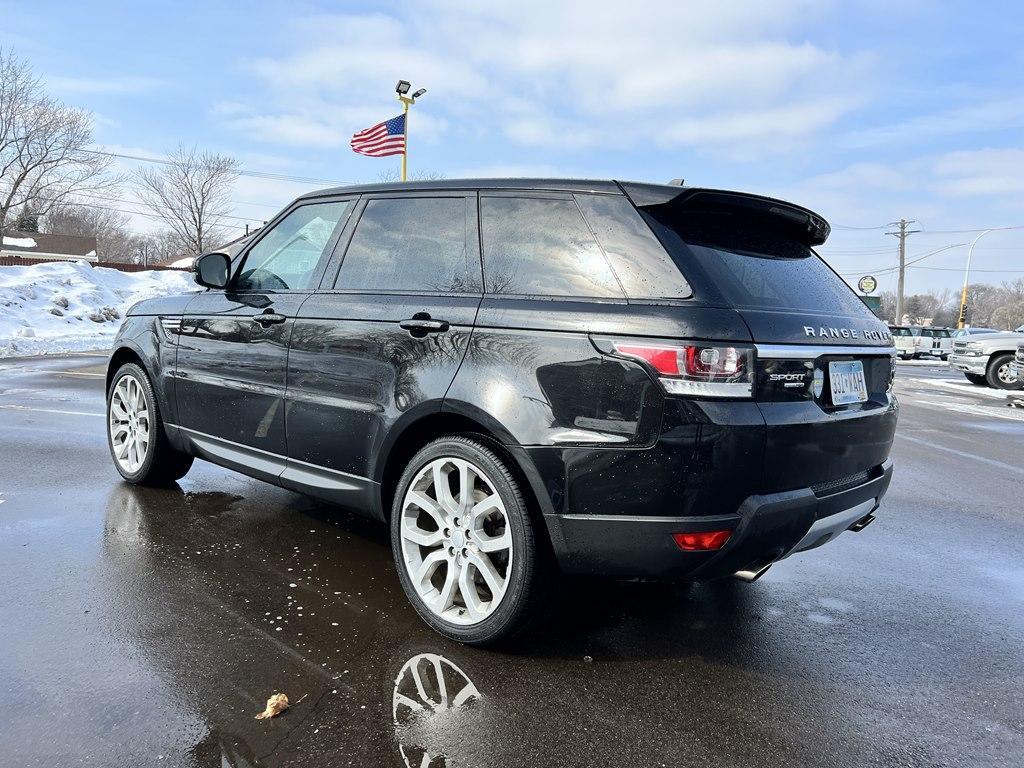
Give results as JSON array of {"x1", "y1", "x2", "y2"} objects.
[{"x1": 350, "y1": 113, "x2": 406, "y2": 157}]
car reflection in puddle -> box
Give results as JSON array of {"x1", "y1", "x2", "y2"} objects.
[{"x1": 392, "y1": 652, "x2": 483, "y2": 768}]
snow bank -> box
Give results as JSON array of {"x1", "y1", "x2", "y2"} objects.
[{"x1": 0, "y1": 261, "x2": 195, "y2": 358}]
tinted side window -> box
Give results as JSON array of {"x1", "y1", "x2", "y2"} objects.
[
  {"x1": 235, "y1": 201, "x2": 350, "y2": 291},
  {"x1": 480, "y1": 196, "x2": 624, "y2": 298},
  {"x1": 574, "y1": 194, "x2": 691, "y2": 300},
  {"x1": 334, "y1": 197, "x2": 478, "y2": 293}
]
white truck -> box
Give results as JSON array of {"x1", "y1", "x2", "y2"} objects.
[{"x1": 948, "y1": 332, "x2": 1024, "y2": 389}]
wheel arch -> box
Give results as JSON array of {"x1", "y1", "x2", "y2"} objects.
[
  {"x1": 106, "y1": 344, "x2": 146, "y2": 393},
  {"x1": 376, "y1": 407, "x2": 556, "y2": 536}
]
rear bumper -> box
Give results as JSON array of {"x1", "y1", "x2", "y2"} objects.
[
  {"x1": 948, "y1": 354, "x2": 986, "y2": 375},
  {"x1": 545, "y1": 459, "x2": 893, "y2": 579}
]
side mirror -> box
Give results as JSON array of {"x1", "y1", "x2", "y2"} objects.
[{"x1": 193, "y1": 252, "x2": 231, "y2": 289}]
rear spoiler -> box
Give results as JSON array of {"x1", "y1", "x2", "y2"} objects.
[{"x1": 615, "y1": 182, "x2": 831, "y2": 247}]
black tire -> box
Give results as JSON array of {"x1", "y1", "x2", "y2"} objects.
[
  {"x1": 390, "y1": 436, "x2": 546, "y2": 646},
  {"x1": 964, "y1": 373, "x2": 987, "y2": 386},
  {"x1": 986, "y1": 354, "x2": 1023, "y2": 390},
  {"x1": 106, "y1": 363, "x2": 193, "y2": 485}
]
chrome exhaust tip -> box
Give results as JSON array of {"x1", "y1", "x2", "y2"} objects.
[
  {"x1": 849, "y1": 513, "x2": 876, "y2": 532},
  {"x1": 734, "y1": 563, "x2": 772, "y2": 583}
]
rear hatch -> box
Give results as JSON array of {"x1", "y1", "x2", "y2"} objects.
[{"x1": 624, "y1": 184, "x2": 897, "y2": 493}]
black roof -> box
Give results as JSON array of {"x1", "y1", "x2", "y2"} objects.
[
  {"x1": 301, "y1": 178, "x2": 625, "y2": 198},
  {"x1": 295, "y1": 178, "x2": 832, "y2": 246}
]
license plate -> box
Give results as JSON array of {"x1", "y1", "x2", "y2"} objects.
[{"x1": 828, "y1": 360, "x2": 868, "y2": 405}]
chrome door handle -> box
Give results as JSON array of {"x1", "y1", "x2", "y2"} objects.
[
  {"x1": 253, "y1": 312, "x2": 287, "y2": 326},
  {"x1": 399, "y1": 317, "x2": 450, "y2": 335}
]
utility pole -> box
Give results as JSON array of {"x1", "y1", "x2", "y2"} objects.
[{"x1": 885, "y1": 219, "x2": 920, "y2": 323}]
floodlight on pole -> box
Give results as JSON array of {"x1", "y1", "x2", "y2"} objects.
[{"x1": 395, "y1": 80, "x2": 426, "y2": 182}]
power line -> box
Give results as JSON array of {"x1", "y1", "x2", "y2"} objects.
[
  {"x1": 911, "y1": 265, "x2": 1024, "y2": 273},
  {"x1": 836, "y1": 242, "x2": 967, "y2": 276},
  {"x1": 831, "y1": 223, "x2": 892, "y2": 230},
  {"x1": 86, "y1": 149, "x2": 348, "y2": 187},
  {"x1": 919, "y1": 225, "x2": 1024, "y2": 234}
]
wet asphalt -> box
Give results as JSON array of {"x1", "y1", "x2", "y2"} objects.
[{"x1": 0, "y1": 354, "x2": 1022, "y2": 768}]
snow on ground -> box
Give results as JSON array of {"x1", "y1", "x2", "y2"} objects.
[{"x1": 0, "y1": 261, "x2": 194, "y2": 358}]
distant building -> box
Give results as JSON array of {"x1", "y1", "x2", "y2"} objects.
[
  {"x1": 0, "y1": 232, "x2": 99, "y2": 263},
  {"x1": 155, "y1": 230, "x2": 258, "y2": 269}
]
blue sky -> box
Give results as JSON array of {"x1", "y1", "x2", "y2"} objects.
[{"x1": 2, "y1": 0, "x2": 1022, "y2": 293}]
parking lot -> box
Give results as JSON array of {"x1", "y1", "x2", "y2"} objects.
[{"x1": 1, "y1": 353, "x2": 1022, "y2": 767}]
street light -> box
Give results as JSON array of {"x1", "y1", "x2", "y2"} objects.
[
  {"x1": 395, "y1": 80, "x2": 426, "y2": 182},
  {"x1": 956, "y1": 229, "x2": 993, "y2": 329}
]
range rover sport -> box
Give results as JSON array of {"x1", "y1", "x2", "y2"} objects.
[{"x1": 105, "y1": 179, "x2": 898, "y2": 644}]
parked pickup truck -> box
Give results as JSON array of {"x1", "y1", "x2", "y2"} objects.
[
  {"x1": 1011, "y1": 342, "x2": 1024, "y2": 381},
  {"x1": 948, "y1": 332, "x2": 1024, "y2": 389},
  {"x1": 890, "y1": 326, "x2": 953, "y2": 360}
]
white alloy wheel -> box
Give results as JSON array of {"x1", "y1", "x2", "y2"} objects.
[
  {"x1": 399, "y1": 457, "x2": 513, "y2": 625},
  {"x1": 108, "y1": 373, "x2": 151, "y2": 474}
]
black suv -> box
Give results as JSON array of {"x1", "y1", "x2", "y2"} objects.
[{"x1": 105, "y1": 179, "x2": 897, "y2": 644}]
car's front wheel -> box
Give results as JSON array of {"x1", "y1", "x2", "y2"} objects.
[
  {"x1": 391, "y1": 436, "x2": 544, "y2": 645},
  {"x1": 986, "y1": 354, "x2": 1022, "y2": 390},
  {"x1": 107, "y1": 363, "x2": 193, "y2": 485}
]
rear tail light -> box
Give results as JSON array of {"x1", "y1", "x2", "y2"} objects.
[
  {"x1": 611, "y1": 341, "x2": 754, "y2": 398},
  {"x1": 673, "y1": 530, "x2": 732, "y2": 551}
]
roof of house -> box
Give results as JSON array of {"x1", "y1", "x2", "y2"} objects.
[{"x1": 1, "y1": 231, "x2": 99, "y2": 259}]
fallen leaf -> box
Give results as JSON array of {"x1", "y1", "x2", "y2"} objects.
[{"x1": 255, "y1": 693, "x2": 289, "y2": 720}]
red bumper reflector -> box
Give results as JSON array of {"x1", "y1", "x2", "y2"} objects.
[{"x1": 673, "y1": 530, "x2": 732, "y2": 551}]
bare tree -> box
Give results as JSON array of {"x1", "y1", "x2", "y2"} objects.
[
  {"x1": 134, "y1": 145, "x2": 239, "y2": 255},
  {"x1": 0, "y1": 49, "x2": 116, "y2": 233}
]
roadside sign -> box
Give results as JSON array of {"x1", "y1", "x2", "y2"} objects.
[
  {"x1": 860, "y1": 295, "x2": 882, "y2": 313},
  {"x1": 857, "y1": 275, "x2": 878, "y2": 294}
]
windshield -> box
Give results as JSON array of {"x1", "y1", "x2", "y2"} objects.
[
  {"x1": 921, "y1": 329, "x2": 951, "y2": 338},
  {"x1": 643, "y1": 209, "x2": 869, "y2": 314}
]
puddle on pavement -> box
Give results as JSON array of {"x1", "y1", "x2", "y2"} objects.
[{"x1": 85, "y1": 481, "x2": 996, "y2": 767}]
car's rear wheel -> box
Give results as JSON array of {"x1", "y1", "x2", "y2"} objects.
[
  {"x1": 391, "y1": 436, "x2": 544, "y2": 645},
  {"x1": 107, "y1": 363, "x2": 193, "y2": 485},
  {"x1": 964, "y1": 373, "x2": 987, "y2": 386},
  {"x1": 986, "y1": 354, "x2": 1022, "y2": 390}
]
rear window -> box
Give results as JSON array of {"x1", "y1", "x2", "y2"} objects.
[
  {"x1": 643, "y1": 209, "x2": 868, "y2": 314},
  {"x1": 890, "y1": 327, "x2": 916, "y2": 337},
  {"x1": 480, "y1": 196, "x2": 624, "y2": 299},
  {"x1": 573, "y1": 194, "x2": 691, "y2": 300},
  {"x1": 921, "y1": 328, "x2": 951, "y2": 338}
]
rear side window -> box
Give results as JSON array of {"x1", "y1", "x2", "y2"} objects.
[
  {"x1": 574, "y1": 194, "x2": 691, "y2": 300},
  {"x1": 480, "y1": 196, "x2": 624, "y2": 299},
  {"x1": 235, "y1": 201, "x2": 350, "y2": 291},
  {"x1": 645, "y1": 208, "x2": 868, "y2": 314},
  {"x1": 335, "y1": 197, "x2": 479, "y2": 293}
]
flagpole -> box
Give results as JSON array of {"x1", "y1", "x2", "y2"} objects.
[
  {"x1": 395, "y1": 81, "x2": 425, "y2": 183},
  {"x1": 400, "y1": 98, "x2": 409, "y2": 182}
]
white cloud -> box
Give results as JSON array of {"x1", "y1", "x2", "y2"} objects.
[{"x1": 219, "y1": 0, "x2": 865, "y2": 153}]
